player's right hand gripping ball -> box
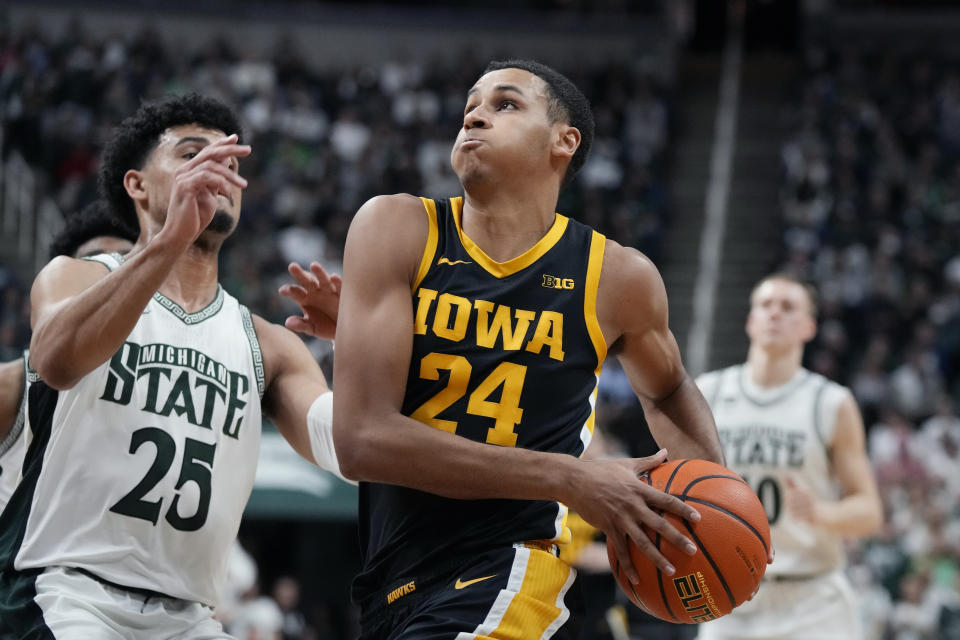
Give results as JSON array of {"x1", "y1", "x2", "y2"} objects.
[{"x1": 607, "y1": 458, "x2": 771, "y2": 624}]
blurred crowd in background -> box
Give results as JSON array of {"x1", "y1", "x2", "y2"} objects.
[
  {"x1": 773, "y1": 38, "x2": 960, "y2": 640},
  {"x1": 0, "y1": 9, "x2": 958, "y2": 640}
]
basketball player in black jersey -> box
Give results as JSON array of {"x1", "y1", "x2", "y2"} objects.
[{"x1": 302, "y1": 60, "x2": 729, "y2": 639}]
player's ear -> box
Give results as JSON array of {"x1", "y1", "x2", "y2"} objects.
[
  {"x1": 123, "y1": 169, "x2": 147, "y2": 206},
  {"x1": 801, "y1": 315, "x2": 817, "y2": 342},
  {"x1": 553, "y1": 124, "x2": 580, "y2": 160}
]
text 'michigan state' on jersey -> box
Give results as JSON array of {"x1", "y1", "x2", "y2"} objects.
[
  {"x1": 353, "y1": 196, "x2": 608, "y2": 604},
  {"x1": 0, "y1": 252, "x2": 265, "y2": 607},
  {"x1": 696, "y1": 364, "x2": 849, "y2": 577}
]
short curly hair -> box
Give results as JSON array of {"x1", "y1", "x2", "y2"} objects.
[
  {"x1": 98, "y1": 93, "x2": 243, "y2": 229},
  {"x1": 482, "y1": 59, "x2": 595, "y2": 188},
  {"x1": 49, "y1": 199, "x2": 139, "y2": 259}
]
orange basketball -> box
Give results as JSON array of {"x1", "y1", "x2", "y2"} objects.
[{"x1": 606, "y1": 458, "x2": 770, "y2": 624}]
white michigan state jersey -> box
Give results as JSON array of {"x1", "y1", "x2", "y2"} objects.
[
  {"x1": 696, "y1": 365, "x2": 849, "y2": 576},
  {"x1": 6, "y1": 253, "x2": 264, "y2": 606},
  {"x1": 0, "y1": 351, "x2": 29, "y2": 513}
]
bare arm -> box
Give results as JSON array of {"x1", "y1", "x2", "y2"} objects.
[
  {"x1": 786, "y1": 391, "x2": 883, "y2": 537},
  {"x1": 332, "y1": 195, "x2": 701, "y2": 582},
  {"x1": 30, "y1": 136, "x2": 250, "y2": 389},
  {"x1": 255, "y1": 315, "x2": 331, "y2": 462},
  {"x1": 602, "y1": 243, "x2": 724, "y2": 464},
  {"x1": 0, "y1": 359, "x2": 24, "y2": 443}
]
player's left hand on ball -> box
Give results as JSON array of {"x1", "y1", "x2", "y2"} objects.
[{"x1": 278, "y1": 261, "x2": 341, "y2": 340}]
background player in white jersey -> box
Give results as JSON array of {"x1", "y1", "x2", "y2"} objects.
[
  {"x1": 0, "y1": 199, "x2": 137, "y2": 513},
  {"x1": 695, "y1": 273, "x2": 883, "y2": 640},
  {"x1": 0, "y1": 94, "x2": 341, "y2": 640}
]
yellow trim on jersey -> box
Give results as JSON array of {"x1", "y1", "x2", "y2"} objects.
[
  {"x1": 413, "y1": 198, "x2": 440, "y2": 292},
  {"x1": 483, "y1": 546, "x2": 572, "y2": 639},
  {"x1": 584, "y1": 231, "x2": 607, "y2": 369},
  {"x1": 583, "y1": 386, "x2": 600, "y2": 438},
  {"x1": 450, "y1": 196, "x2": 569, "y2": 279}
]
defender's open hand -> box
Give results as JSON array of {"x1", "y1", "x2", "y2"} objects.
[{"x1": 279, "y1": 261, "x2": 341, "y2": 340}]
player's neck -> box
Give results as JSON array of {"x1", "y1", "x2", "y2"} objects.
[
  {"x1": 159, "y1": 246, "x2": 220, "y2": 313},
  {"x1": 460, "y1": 189, "x2": 558, "y2": 263},
  {"x1": 745, "y1": 346, "x2": 803, "y2": 388}
]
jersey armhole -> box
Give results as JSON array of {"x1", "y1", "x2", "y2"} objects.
[
  {"x1": 584, "y1": 231, "x2": 607, "y2": 370},
  {"x1": 412, "y1": 197, "x2": 439, "y2": 292},
  {"x1": 0, "y1": 352, "x2": 29, "y2": 457},
  {"x1": 812, "y1": 379, "x2": 831, "y2": 453},
  {"x1": 239, "y1": 306, "x2": 266, "y2": 399},
  {"x1": 81, "y1": 252, "x2": 123, "y2": 271}
]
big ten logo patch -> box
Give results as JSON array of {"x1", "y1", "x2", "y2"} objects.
[
  {"x1": 673, "y1": 572, "x2": 722, "y2": 623},
  {"x1": 541, "y1": 275, "x2": 575, "y2": 290}
]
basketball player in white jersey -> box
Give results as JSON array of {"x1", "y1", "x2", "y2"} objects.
[
  {"x1": 0, "y1": 94, "x2": 341, "y2": 639},
  {"x1": 695, "y1": 274, "x2": 883, "y2": 640},
  {"x1": 0, "y1": 200, "x2": 137, "y2": 513}
]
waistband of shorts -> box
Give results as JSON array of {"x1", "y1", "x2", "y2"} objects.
[
  {"x1": 523, "y1": 540, "x2": 560, "y2": 556},
  {"x1": 357, "y1": 540, "x2": 561, "y2": 622},
  {"x1": 71, "y1": 567, "x2": 177, "y2": 602}
]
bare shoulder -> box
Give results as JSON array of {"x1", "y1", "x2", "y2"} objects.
[
  {"x1": 351, "y1": 193, "x2": 429, "y2": 241},
  {"x1": 597, "y1": 239, "x2": 668, "y2": 341},
  {"x1": 347, "y1": 193, "x2": 432, "y2": 284},
  {"x1": 600, "y1": 239, "x2": 661, "y2": 289},
  {"x1": 32, "y1": 255, "x2": 111, "y2": 293}
]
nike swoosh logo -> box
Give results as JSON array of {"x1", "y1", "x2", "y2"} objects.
[
  {"x1": 437, "y1": 257, "x2": 472, "y2": 266},
  {"x1": 454, "y1": 574, "x2": 497, "y2": 590}
]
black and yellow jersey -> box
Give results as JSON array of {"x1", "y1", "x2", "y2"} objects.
[{"x1": 353, "y1": 196, "x2": 607, "y2": 605}]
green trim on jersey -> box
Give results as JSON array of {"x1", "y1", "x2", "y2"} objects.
[
  {"x1": 153, "y1": 287, "x2": 225, "y2": 325},
  {"x1": 0, "y1": 351, "x2": 28, "y2": 458},
  {"x1": 0, "y1": 567, "x2": 55, "y2": 639},
  {"x1": 239, "y1": 305, "x2": 265, "y2": 398},
  {"x1": 736, "y1": 365, "x2": 813, "y2": 407},
  {"x1": 84, "y1": 252, "x2": 227, "y2": 325},
  {"x1": 811, "y1": 378, "x2": 830, "y2": 452},
  {"x1": 82, "y1": 251, "x2": 124, "y2": 271}
]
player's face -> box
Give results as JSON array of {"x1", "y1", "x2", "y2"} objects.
[
  {"x1": 73, "y1": 236, "x2": 134, "y2": 259},
  {"x1": 746, "y1": 279, "x2": 816, "y2": 349},
  {"x1": 141, "y1": 124, "x2": 243, "y2": 237},
  {"x1": 451, "y1": 68, "x2": 557, "y2": 187}
]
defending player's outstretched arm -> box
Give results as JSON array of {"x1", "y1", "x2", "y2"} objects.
[{"x1": 29, "y1": 136, "x2": 250, "y2": 390}]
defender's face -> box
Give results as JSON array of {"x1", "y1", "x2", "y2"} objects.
[
  {"x1": 746, "y1": 279, "x2": 817, "y2": 348},
  {"x1": 451, "y1": 68, "x2": 555, "y2": 185},
  {"x1": 141, "y1": 124, "x2": 243, "y2": 236}
]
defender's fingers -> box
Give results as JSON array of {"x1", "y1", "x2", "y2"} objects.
[
  {"x1": 309, "y1": 262, "x2": 338, "y2": 291},
  {"x1": 288, "y1": 263, "x2": 320, "y2": 289},
  {"x1": 284, "y1": 316, "x2": 313, "y2": 335},
  {"x1": 278, "y1": 284, "x2": 309, "y2": 303}
]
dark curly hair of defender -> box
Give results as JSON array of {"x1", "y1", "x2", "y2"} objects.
[
  {"x1": 49, "y1": 200, "x2": 139, "y2": 259},
  {"x1": 483, "y1": 59, "x2": 595, "y2": 188},
  {"x1": 98, "y1": 93, "x2": 243, "y2": 230}
]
